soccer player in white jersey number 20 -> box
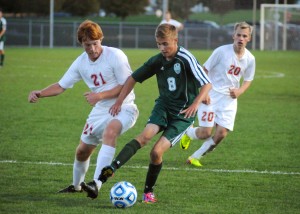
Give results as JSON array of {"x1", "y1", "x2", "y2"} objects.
[
  {"x1": 28, "y1": 20, "x2": 139, "y2": 193},
  {"x1": 180, "y1": 21, "x2": 256, "y2": 167}
]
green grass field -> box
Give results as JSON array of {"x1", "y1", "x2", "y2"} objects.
[{"x1": 0, "y1": 48, "x2": 299, "y2": 214}]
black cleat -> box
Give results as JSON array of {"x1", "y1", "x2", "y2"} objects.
[
  {"x1": 81, "y1": 181, "x2": 98, "y2": 199},
  {"x1": 57, "y1": 185, "x2": 82, "y2": 193},
  {"x1": 98, "y1": 165, "x2": 115, "y2": 183}
]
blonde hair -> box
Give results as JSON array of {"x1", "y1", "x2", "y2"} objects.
[
  {"x1": 77, "y1": 20, "x2": 104, "y2": 44},
  {"x1": 234, "y1": 21, "x2": 253, "y2": 35},
  {"x1": 155, "y1": 23, "x2": 178, "y2": 39}
]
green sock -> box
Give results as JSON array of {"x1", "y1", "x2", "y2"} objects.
[
  {"x1": 111, "y1": 139, "x2": 141, "y2": 170},
  {"x1": 144, "y1": 162, "x2": 162, "y2": 193}
]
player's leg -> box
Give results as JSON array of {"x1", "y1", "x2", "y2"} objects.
[
  {"x1": 92, "y1": 119, "x2": 122, "y2": 185},
  {"x1": 188, "y1": 94, "x2": 237, "y2": 166},
  {"x1": 58, "y1": 141, "x2": 95, "y2": 193},
  {"x1": 82, "y1": 104, "x2": 139, "y2": 199},
  {"x1": 142, "y1": 136, "x2": 169, "y2": 203},
  {"x1": 180, "y1": 103, "x2": 214, "y2": 150},
  {"x1": 110, "y1": 123, "x2": 160, "y2": 171},
  {"x1": 81, "y1": 120, "x2": 121, "y2": 199},
  {"x1": 143, "y1": 116, "x2": 193, "y2": 203},
  {"x1": 0, "y1": 42, "x2": 4, "y2": 67}
]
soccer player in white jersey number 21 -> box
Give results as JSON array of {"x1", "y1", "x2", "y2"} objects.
[
  {"x1": 180, "y1": 21, "x2": 256, "y2": 167},
  {"x1": 28, "y1": 20, "x2": 139, "y2": 193}
]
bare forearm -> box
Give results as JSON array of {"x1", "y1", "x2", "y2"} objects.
[
  {"x1": 39, "y1": 83, "x2": 65, "y2": 97},
  {"x1": 115, "y1": 76, "x2": 136, "y2": 105},
  {"x1": 193, "y1": 83, "x2": 212, "y2": 106},
  {"x1": 239, "y1": 81, "x2": 252, "y2": 94}
]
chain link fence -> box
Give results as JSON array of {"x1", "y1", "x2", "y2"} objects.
[{"x1": 6, "y1": 20, "x2": 300, "y2": 50}]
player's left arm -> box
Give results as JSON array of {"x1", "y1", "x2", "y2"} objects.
[
  {"x1": 84, "y1": 85, "x2": 123, "y2": 106},
  {"x1": 229, "y1": 80, "x2": 252, "y2": 99},
  {"x1": 180, "y1": 82, "x2": 212, "y2": 118}
]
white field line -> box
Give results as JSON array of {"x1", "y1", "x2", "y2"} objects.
[
  {"x1": 1, "y1": 160, "x2": 299, "y2": 176},
  {"x1": 255, "y1": 71, "x2": 285, "y2": 79}
]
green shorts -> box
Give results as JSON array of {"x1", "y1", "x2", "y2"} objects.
[{"x1": 147, "y1": 101, "x2": 195, "y2": 147}]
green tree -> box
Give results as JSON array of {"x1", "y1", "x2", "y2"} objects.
[
  {"x1": 62, "y1": 0, "x2": 99, "y2": 16},
  {"x1": 99, "y1": 0, "x2": 148, "y2": 20},
  {"x1": 156, "y1": 0, "x2": 199, "y2": 20}
]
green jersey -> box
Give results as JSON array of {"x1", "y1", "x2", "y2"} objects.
[{"x1": 132, "y1": 46, "x2": 210, "y2": 113}]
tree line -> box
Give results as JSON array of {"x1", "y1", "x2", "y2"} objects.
[{"x1": 0, "y1": 0, "x2": 297, "y2": 20}]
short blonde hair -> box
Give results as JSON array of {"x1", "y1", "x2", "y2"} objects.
[
  {"x1": 77, "y1": 20, "x2": 104, "y2": 44},
  {"x1": 155, "y1": 23, "x2": 178, "y2": 39},
  {"x1": 234, "y1": 21, "x2": 253, "y2": 35}
]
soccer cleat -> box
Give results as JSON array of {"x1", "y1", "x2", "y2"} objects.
[
  {"x1": 98, "y1": 165, "x2": 115, "y2": 183},
  {"x1": 186, "y1": 156, "x2": 202, "y2": 167},
  {"x1": 142, "y1": 192, "x2": 157, "y2": 204},
  {"x1": 57, "y1": 185, "x2": 82, "y2": 193},
  {"x1": 81, "y1": 181, "x2": 98, "y2": 199},
  {"x1": 180, "y1": 134, "x2": 191, "y2": 150}
]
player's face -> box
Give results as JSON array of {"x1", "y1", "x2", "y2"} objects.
[
  {"x1": 82, "y1": 39, "x2": 102, "y2": 61},
  {"x1": 156, "y1": 37, "x2": 178, "y2": 61},
  {"x1": 233, "y1": 27, "x2": 251, "y2": 49}
]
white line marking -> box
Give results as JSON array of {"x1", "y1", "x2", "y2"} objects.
[
  {"x1": 255, "y1": 71, "x2": 285, "y2": 79},
  {"x1": 1, "y1": 160, "x2": 299, "y2": 175}
]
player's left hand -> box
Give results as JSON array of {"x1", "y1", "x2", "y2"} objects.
[
  {"x1": 180, "y1": 102, "x2": 198, "y2": 118},
  {"x1": 109, "y1": 103, "x2": 121, "y2": 116},
  {"x1": 229, "y1": 88, "x2": 242, "y2": 99},
  {"x1": 84, "y1": 92, "x2": 100, "y2": 106}
]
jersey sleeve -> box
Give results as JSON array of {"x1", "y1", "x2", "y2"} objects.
[
  {"x1": 132, "y1": 56, "x2": 158, "y2": 83},
  {"x1": 111, "y1": 49, "x2": 133, "y2": 85},
  {"x1": 58, "y1": 56, "x2": 82, "y2": 89},
  {"x1": 203, "y1": 48, "x2": 220, "y2": 72},
  {"x1": 243, "y1": 53, "x2": 256, "y2": 81},
  {"x1": 177, "y1": 47, "x2": 211, "y2": 87}
]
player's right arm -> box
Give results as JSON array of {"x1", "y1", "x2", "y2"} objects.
[
  {"x1": 109, "y1": 76, "x2": 136, "y2": 116},
  {"x1": 28, "y1": 83, "x2": 65, "y2": 103}
]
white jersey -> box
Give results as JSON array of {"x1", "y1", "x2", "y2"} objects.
[
  {"x1": 59, "y1": 46, "x2": 135, "y2": 107},
  {"x1": 204, "y1": 44, "x2": 255, "y2": 95}
]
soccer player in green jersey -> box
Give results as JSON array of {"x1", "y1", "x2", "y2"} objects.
[
  {"x1": 0, "y1": 8, "x2": 7, "y2": 67},
  {"x1": 81, "y1": 23, "x2": 212, "y2": 203}
]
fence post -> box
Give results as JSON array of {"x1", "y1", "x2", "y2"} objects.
[
  {"x1": 28, "y1": 20, "x2": 32, "y2": 47},
  {"x1": 135, "y1": 27, "x2": 139, "y2": 49},
  {"x1": 119, "y1": 22, "x2": 123, "y2": 48},
  {"x1": 40, "y1": 24, "x2": 44, "y2": 48},
  {"x1": 73, "y1": 22, "x2": 77, "y2": 47}
]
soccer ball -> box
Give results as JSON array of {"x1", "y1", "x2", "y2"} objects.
[{"x1": 110, "y1": 181, "x2": 137, "y2": 208}]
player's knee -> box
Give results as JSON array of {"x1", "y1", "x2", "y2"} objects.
[
  {"x1": 75, "y1": 146, "x2": 91, "y2": 161},
  {"x1": 196, "y1": 128, "x2": 212, "y2": 139},
  {"x1": 102, "y1": 129, "x2": 119, "y2": 144},
  {"x1": 136, "y1": 134, "x2": 152, "y2": 146},
  {"x1": 150, "y1": 150, "x2": 161, "y2": 164}
]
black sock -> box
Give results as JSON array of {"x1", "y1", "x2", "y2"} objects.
[
  {"x1": 111, "y1": 139, "x2": 141, "y2": 170},
  {"x1": 0, "y1": 54, "x2": 4, "y2": 66},
  {"x1": 144, "y1": 162, "x2": 162, "y2": 193}
]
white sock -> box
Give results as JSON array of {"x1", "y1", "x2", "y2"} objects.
[
  {"x1": 186, "y1": 127, "x2": 198, "y2": 140},
  {"x1": 73, "y1": 158, "x2": 90, "y2": 190},
  {"x1": 93, "y1": 144, "x2": 116, "y2": 190},
  {"x1": 191, "y1": 137, "x2": 215, "y2": 159}
]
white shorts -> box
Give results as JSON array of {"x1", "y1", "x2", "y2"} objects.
[
  {"x1": 198, "y1": 90, "x2": 237, "y2": 131},
  {"x1": 81, "y1": 103, "x2": 139, "y2": 145}
]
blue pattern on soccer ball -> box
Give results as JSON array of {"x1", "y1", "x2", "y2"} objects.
[{"x1": 110, "y1": 181, "x2": 137, "y2": 208}]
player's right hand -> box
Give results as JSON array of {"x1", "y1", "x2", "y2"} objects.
[
  {"x1": 28, "y1": 91, "x2": 41, "y2": 103},
  {"x1": 202, "y1": 95, "x2": 211, "y2": 105}
]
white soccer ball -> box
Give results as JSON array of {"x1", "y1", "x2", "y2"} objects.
[{"x1": 110, "y1": 181, "x2": 137, "y2": 208}]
